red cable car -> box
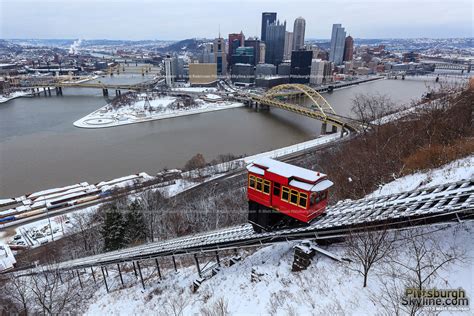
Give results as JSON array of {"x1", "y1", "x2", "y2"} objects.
[{"x1": 246, "y1": 157, "x2": 333, "y2": 232}]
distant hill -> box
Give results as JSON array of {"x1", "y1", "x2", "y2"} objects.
[{"x1": 160, "y1": 38, "x2": 204, "y2": 53}]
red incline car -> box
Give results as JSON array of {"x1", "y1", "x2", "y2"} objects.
[{"x1": 246, "y1": 157, "x2": 333, "y2": 232}]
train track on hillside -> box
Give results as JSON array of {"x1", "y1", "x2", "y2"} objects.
[{"x1": 13, "y1": 178, "x2": 473, "y2": 275}]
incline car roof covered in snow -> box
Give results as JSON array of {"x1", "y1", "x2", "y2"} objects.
[{"x1": 247, "y1": 157, "x2": 334, "y2": 192}]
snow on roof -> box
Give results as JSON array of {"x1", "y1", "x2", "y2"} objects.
[
  {"x1": 289, "y1": 179, "x2": 334, "y2": 192},
  {"x1": 248, "y1": 165, "x2": 265, "y2": 176},
  {"x1": 0, "y1": 198, "x2": 15, "y2": 206},
  {"x1": 251, "y1": 157, "x2": 325, "y2": 183},
  {"x1": 0, "y1": 242, "x2": 16, "y2": 272}
]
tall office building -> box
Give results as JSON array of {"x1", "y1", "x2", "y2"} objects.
[
  {"x1": 283, "y1": 31, "x2": 294, "y2": 60},
  {"x1": 213, "y1": 37, "x2": 227, "y2": 76},
  {"x1": 265, "y1": 20, "x2": 286, "y2": 66},
  {"x1": 261, "y1": 12, "x2": 277, "y2": 42},
  {"x1": 310, "y1": 59, "x2": 332, "y2": 85},
  {"x1": 292, "y1": 17, "x2": 306, "y2": 50},
  {"x1": 259, "y1": 43, "x2": 266, "y2": 63},
  {"x1": 244, "y1": 38, "x2": 261, "y2": 66},
  {"x1": 164, "y1": 57, "x2": 173, "y2": 87},
  {"x1": 343, "y1": 35, "x2": 354, "y2": 62},
  {"x1": 329, "y1": 24, "x2": 346, "y2": 65},
  {"x1": 228, "y1": 32, "x2": 244, "y2": 66},
  {"x1": 290, "y1": 50, "x2": 313, "y2": 83},
  {"x1": 201, "y1": 43, "x2": 214, "y2": 63}
]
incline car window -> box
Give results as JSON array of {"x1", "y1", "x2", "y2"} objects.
[
  {"x1": 290, "y1": 190, "x2": 298, "y2": 204},
  {"x1": 281, "y1": 187, "x2": 290, "y2": 201},
  {"x1": 299, "y1": 193, "x2": 308, "y2": 208},
  {"x1": 249, "y1": 175, "x2": 255, "y2": 188},
  {"x1": 263, "y1": 180, "x2": 271, "y2": 194}
]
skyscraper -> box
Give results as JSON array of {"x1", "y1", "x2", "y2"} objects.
[
  {"x1": 329, "y1": 24, "x2": 346, "y2": 65},
  {"x1": 244, "y1": 38, "x2": 261, "y2": 66},
  {"x1": 292, "y1": 17, "x2": 306, "y2": 51},
  {"x1": 259, "y1": 43, "x2": 266, "y2": 63},
  {"x1": 261, "y1": 12, "x2": 277, "y2": 42},
  {"x1": 228, "y1": 32, "x2": 244, "y2": 67},
  {"x1": 265, "y1": 20, "x2": 286, "y2": 66},
  {"x1": 343, "y1": 35, "x2": 354, "y2": 62},
  {"x1": 290, "y1": 50, "x2": 313, "y2": 83},
  {"x1": 283, "y1": 31, "x2": 293, "y2": 60},
  {"x1": 213, "y1": 37, "x2": 227, "y2": 76}
]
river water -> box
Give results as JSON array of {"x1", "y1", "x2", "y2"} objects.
[{"x1": 0, "y1": 77, "x2": 438, "y2": 197}]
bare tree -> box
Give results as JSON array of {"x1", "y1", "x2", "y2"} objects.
[
  {"x1": 30, "y1": 267, "x2": 80, "y2": 315},
  {"x1": 373, "y1": 226, "x2": 469, "y2": 316},
  {"x1": 345, "y1": 227, "x2": 395, "y2": 287},
  {"x1": 2, "y1": 274, "x2": 31, "y2": 315}
]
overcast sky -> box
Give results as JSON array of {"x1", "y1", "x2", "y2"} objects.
[{"x1": 1, "y1": 0, "x2": 472, "y2": 40}]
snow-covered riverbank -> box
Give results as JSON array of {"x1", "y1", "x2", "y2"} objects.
[
  {"x1": 0, "y1": 90, "x2": 31, "y2": 104},
  {"x1": 73, "y1": 95, "x2": 244, "y2": 128}
]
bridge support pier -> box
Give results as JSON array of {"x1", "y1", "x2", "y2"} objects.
[
  {"x1": 47, "y1": 87, "x2": 51, "y2": 96},
  {"x1": 320, "y1": 122, "x2": 327, "y2": 135},
  {"x1": 340, "y1": 126, "x2": 345, "y2": 138},
  {"x1": 43, "y1": 88, "x2": 47, "y2": 96},
  {"x1": 102, "y1": 88, "x2": 109, "y2": 97},
  {"x1": 55, "y1": 87, "x2": 63, "y2": 96},
  {"x1": 115, "y1": 89, "x2": 121, "y2": 96},
  {"x1": 331, "y1": 125, "x2": 337, "y2": 134},
  {"x1": 194, "y1": 254, "x2": 202, "y2": 278}
]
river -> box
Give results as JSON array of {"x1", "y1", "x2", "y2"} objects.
[{"x1": 0, "y1": 77, "x2": 438, "y2": 197}]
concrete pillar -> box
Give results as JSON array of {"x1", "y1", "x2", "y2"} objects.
[
  {"x1": 331, "y1": 125, "x2": 337, "y2": 134},
  {"x1": 43, "y1": 88, "x2": 47, "y2": 96},
  {"x1": 47, "y1": 87, "x2": 51, "y2": 96},
  {"x1": 340, "y1": 125, "x2": 345, "y2": 138},
  {"x1": 320, "y1": 122, "x2": 327, "y2": 135}
]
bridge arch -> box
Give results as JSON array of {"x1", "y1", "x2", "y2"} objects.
[{"x1": 264, "y1": 84, "x2": 337, "y2": 121}]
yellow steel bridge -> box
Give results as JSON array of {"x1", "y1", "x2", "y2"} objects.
[{"x1": 249, "y1": 84, "x2": 361, "y2": 133}]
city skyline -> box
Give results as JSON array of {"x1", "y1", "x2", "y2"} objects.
[{"x1": 1, "y1": 0, "x2": 472, "y2": 40}]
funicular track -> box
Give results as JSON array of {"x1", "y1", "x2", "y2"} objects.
[{"x1": 13, "y1": 178, "x2": 473, "y2": 276}]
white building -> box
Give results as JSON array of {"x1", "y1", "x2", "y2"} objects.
[
  {"x1": 259, "y1": 42, "x2": 266, "y2": 64},
  {"x1": 310, "y1": 59, "x2": 332, "y2": 85},
  {"x1": 164, "y1": 57, "x2": 174, "y2": 87},
  {"x1": 284, "y1": 31, "x2": 293, "y2": 61}
]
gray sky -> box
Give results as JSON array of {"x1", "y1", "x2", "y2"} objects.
[{"x1": 1, "y1": 0, "x2": 472, "y2": 40}]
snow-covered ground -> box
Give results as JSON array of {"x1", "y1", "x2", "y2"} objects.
[
  {"x1": 368, "y1": 155, "x2": 474, "y2": 198},
  {"x1": 82, "y1": 221, "x2": 473, "y2": 315},
  {"x1": 73, "y1": 95, "x2": 244, "y2": 128},
  {"x1": 0, "y1": 90, "x2": 31, "y2": 104}
]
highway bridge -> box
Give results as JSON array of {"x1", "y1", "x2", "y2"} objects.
[
  {"x1": 26, "y1": 78, "x2": 161, "y2": 97},
  {"x1": 238, "y1": 84, "x2": 363, "y2": 134}
]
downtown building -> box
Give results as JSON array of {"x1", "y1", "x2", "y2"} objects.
[
  {"x1": 329, "y1": 24, "x2": 346, "y2": 65},
  {"x1": 344, "y1": 35, "x2": 354, "y2": 61},
  {"x1": 213, "y1": 37, "x2": 227, "y2": 76},
  {"x1": 228, "y1": 32, "x2": 245, "y2": 67},
  {"x1": 283, "y1": 31, "x2": 293, "y2": 61},
  {"x1": 265, "y1": 20, "x2": 286, "y2": 66},
  {"x1": 261, "y1": 12, "x2": 277, "y2": 42},
  {"x1": 292, "y1": 17, "x2": 306, "y2": 51},
  {"x1": 244, "y1": 37, "x2": 261, "y2": 66},
  {"x1": 310, "y1": 59, "x2": 333, "y2": 85},
  {"x1": 290, "y1": 50, "x2": 313, "y2": 83}
]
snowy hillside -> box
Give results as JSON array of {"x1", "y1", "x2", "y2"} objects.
[
  {"x1": 82, "y1": 155, "x2": 473, "y2": 315},
  {"x1": 83, "y1": 223, "x2": 473, "y2": 315}
]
